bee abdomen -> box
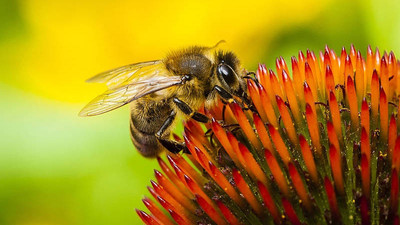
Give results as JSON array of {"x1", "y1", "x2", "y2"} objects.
[
  {"x1": 129, "y1": 100, "x2": 173, "y2": 158},
  {"x1": 130, "y1": 120, "x2": 163, "y2": 158}
]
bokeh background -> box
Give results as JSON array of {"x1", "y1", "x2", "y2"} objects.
[{"x1": 1, "y1": 0, "x2": 399, "y2": 224}]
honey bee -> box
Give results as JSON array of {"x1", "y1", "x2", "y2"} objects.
[{"x1": 79, "y1": 42, "x2": 248, "y2": 157}]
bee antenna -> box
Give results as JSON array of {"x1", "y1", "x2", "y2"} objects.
[
  {"x1": 210, "y1": 40, "x2": 226, "y2": 50},
  {"x1": 225, "y1": 64, "x2": 239, "y2": 78}
]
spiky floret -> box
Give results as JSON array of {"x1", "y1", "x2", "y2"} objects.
[{"x1": 137, "y1": 45, "x2": 400, "y2": 225}]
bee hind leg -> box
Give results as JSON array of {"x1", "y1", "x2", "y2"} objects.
[
  {"x1": 156, "y1": 111, "x2": 189, "y2": 154},
  {"x1": 173, "y1": 97, "x2": 209, "y2": 123}
]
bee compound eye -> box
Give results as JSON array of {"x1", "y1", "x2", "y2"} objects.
[{"x1": 217, "y1": 64, "x2": 236, "y2": 86}]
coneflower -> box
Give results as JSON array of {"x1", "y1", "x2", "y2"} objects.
[{"x1": 136, "y1": 45, "x2": 400, "y2": 225}]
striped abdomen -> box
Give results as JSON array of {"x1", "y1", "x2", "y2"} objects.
[{"x1": 129, "y1": 98, "x2": 173, "y2": 157}]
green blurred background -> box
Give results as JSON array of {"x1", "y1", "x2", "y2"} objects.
[{"x1": 0, "y1": 0, "x2": 399, "y2": 224}]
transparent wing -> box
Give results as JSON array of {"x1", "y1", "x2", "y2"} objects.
[
  {"x1": 79, "y1": 74, "x2": 182, "y2": 117},
  {"x1": 86, "y1": 60, "x2": 162, "y2": 89}
]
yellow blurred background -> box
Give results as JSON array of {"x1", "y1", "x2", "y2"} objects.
[{"x1": 0, "y1": 0, "x2": 399, "y2": 224}]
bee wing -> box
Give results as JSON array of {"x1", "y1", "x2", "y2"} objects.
[
  {"x1": 79, "y1": 72, "x2": 183, "y2": 117},
  {"x1": 86, "y1": 60, "x2": 162, "y2": 89}
]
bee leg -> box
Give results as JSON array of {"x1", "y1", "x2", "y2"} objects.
[
  {"x1": 246, "y1": 71, "x2": 256, "y2": 76},
  {"x1": 221, "y1": 104, "x2": 227, "y2": 122},
  {"x1": 214, "y1": 85, "x2": 250, "y2": 105},
  {"x1": 213, "y1": 85, "x2": 234, "y2": 103},
  {"x1": 158, "y1": 138, "x2": 188, "y2": 154},
  {"x1": 243, "y1": 75, "x2": 259, "y2": 86},
  {"x1": 155, "y1": 111, "x2": 189, "y2": 154},
  {"x1": 214, "y1": 85, "x2": 256, "y2": 113},
  {"x1": 173, "y1": 97, "x2": 209, "y2": 123}
]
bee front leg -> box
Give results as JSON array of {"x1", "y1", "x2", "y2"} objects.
[
  {"x1": 173, "y1": 97, "x2": 209, "y2": 123},
  {"x1": 246, "y1": 71, "x2": 256, "y2": 76},
  {"x1": 213, "y1": 85, "x2": 256, "y2": 115},
  {"x1": 214, "y1": 85, "x2": 252, "y2": 105},
  {"x1": 213, "y1": 85, "x2": 235, "y2": 103},
  {"x1": 156, "y1": 111, "x2": 189, "y2": 154}
]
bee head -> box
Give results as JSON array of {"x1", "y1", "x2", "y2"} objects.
[{"x1": 215, "y1": 51, "x2": 246, "y2": 97}]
